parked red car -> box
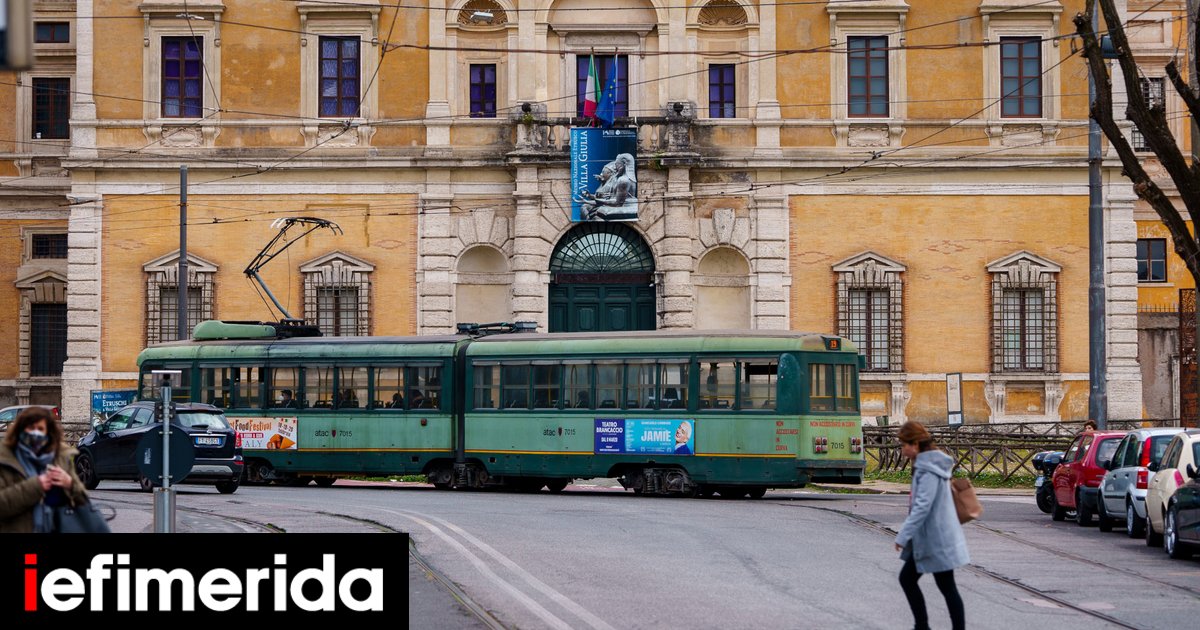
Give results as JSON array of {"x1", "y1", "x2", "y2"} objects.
[{"x1": 1052, "y1": 430, "x2": 1127, "y2": 525}]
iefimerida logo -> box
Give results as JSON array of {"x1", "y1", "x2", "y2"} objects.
[{"x1": 23, "y1": 553, "x2": 384, "y2": 613}]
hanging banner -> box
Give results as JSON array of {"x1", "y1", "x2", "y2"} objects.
[{"x1": 570, "y1": 127, "x2": 639, "y2": 222}]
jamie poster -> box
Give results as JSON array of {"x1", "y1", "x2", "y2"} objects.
[
  {"x1": 594, "y1": 419, "x2": 695, "y2": 455},
  {"x1": 570, "y1": 127, "x2": 639, "y2": 222}
]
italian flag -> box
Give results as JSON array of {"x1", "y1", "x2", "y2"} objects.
[{"x1": 582, "y1": 55, "x2": 600, "y2": 119}]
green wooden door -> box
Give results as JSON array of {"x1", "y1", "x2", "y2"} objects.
[{"x1": 549, "y1": 224, "x2": 656, "y2": 333}]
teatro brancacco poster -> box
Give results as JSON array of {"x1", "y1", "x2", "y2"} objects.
[{"x1": 570, "y1": 128, "x2": 638, "y2": 222}]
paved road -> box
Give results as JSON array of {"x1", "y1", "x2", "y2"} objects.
[{"x1": 89, "y1": 482, "x2": 1200, "y2": 629}]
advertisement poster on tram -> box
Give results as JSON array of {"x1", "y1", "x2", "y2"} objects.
[
  {"x1": 594, "y1": 419, "x2": 694, "y2": 455},
  {"x1": 570, "y1": 127, "x2": 638, "y2": 222},
  {"x1": 230, "y1": 416, "x2": 298, "y2": 450}
]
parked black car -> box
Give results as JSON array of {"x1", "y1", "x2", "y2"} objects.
[
  {"x1": 1165, "y1": 459, "x2": 1200, "y2": 560},
  {"x1": 75, "y1": 401, "x2": 243, "y2": 494},
  {"x1": 1033, "y1": 450, "x2": 1065, "y2": 514}
]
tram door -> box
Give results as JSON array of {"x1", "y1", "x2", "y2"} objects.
[{"x1": 548, "y1": 224, "x2": 656, "y2": 333}]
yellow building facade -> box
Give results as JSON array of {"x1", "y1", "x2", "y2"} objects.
[{"x1": 3, "y1": 0, "x2": 1177, "y2": 426}]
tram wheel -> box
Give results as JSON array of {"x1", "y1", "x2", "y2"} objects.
[
  {"x1": 747, "y1": 486, "x2": 767, "y2": 500},
  {"x1": 546, "y1": 479, "x2": 569, "y2": 493},
  {"x1": 314, "y1": 476, "x2": 336, "y2": 488}
]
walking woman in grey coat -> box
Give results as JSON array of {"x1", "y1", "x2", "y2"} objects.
[{"x1": 893, "y1": 421, "x2": 969, "y2": 630}]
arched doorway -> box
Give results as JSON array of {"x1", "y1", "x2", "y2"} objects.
[{"x1": 549, "y1": 223, "x2": 656, "y2": 332}]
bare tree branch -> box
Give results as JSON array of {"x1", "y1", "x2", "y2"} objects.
[
  {"x1": 1166, "y1": 60, "x2": 1200, "y2": 123},
  {"x1": 1075, "y1": 2, "x2": 1200, "y2": 282}
]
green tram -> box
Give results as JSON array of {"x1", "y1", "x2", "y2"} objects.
[{"x1": 136, "y1": 322, "x2": 865, "y2": 497}]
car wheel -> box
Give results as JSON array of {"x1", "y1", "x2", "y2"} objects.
[
  {"x1": 1075, "y1": 490, "x2": 1093, "y2": 526},
  {"x1": 1036, "y1": 486, "x2": 1054, "y2": 514},
  {"x1": 1097, "y1": 497, "x2": 1113, "y2": 532},
  {"x1": 1051, "y1": 490, "x2": 1068, "y2": 521},
  {"x1": 137, "y1": 474, "x2": 154, "y2": 493},
  {"x1": 215, "y1": 479, "x2": 240, "y2": 494},
  {"x1": 314, "y1": 476, "x2": 336, "y2": 488},
  {"x1": 1165, "y1": 506, "x2": 1189, "y2": 559},
  {"x1": 75, "y1": 452, "x2": 100, "y2": 491},
  {"x1": 1126, "y1": 500, "x2": 1146, "y2": 538},
  {"x1": 1146, "y1": 509, "x2": 1164, "y2": 547}
]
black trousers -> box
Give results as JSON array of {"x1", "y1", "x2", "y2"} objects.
[{"x1": 899, "y1": 557, "x2": 965, "y2": 630}]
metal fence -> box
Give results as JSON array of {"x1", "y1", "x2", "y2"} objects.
[{"x1": 865, "y1": 419, "x2": 1181, "y2": 480}]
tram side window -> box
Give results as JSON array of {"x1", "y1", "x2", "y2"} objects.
[
  {"x1": 270, "y1": 367, "x2": 301, "y2": 409},
  {"x1": 306, "y1": 366, "x2": 335, "y2": 409},
  {"x1": 700, "y1": 361, "x2": 735, "y2": 409},
  {"x1": 596, "y1": 363, "x2": 623, "y2": 409},
  {"x1": 658, "y1": 363, "x2": 688, "y2": 409},
  {"x1": 374, "y1": 367, "x2": 405, "y2": 409},
  {"x1": 627, "y1": 363, "x2": 655, "y2": 409},
  {"x1": 564, "y1": 363, "x2": 592, "y2": 409},
  {"x1": 836, "y1": 364, "x2": 858, "y2": 411},
  {"x1": 337, "y1": 367, "x2": 368, "y2": 409},
  {"x1": 501, "y1": 364, "x2": 530, "y2": 409},
  {"x1": 533, "y1": 364, "x2": 560, "y2": 409},
  {"x1": 810, "y1": 364, "x2": 834, "y2": 412},
  {"x1": 232, "y1": 366, "x2": 265, "y2": 409},
  {"x1": 409, "y1": 365, "x2": 442, "y2": 410},
  {"x1": 200, "y1": 367, "x2": 234, "y2": 408},
  {"x1": 742, "y1": 361, "x2": 778, "y2": 410},
  {"x1": 473, "y1": 365, "x2": 501, "y2": 409},
  {"x1": 140, "y1": 370, "x2": 157, "y2": 400},
  {"x1": 165, "y1": 368, "x2": 191, "y2": 402}
]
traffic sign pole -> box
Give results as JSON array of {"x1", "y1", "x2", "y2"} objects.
[{"x1": 152, "y1": 370, "x2": 181, "y2": 533}]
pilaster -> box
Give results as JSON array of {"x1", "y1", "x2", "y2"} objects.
[
  {"x1": 61, "y1": 199, "x2": 102, "y2": 428},
  {"x1": 660, "y1": 167, "x2": 694, "y2": 329},
  {"x1": 751, "y1": 192, "x2": 788, "y2": 329},
  {"x1": 1105, "y1": 182, "x2": 1143, "y2": 419},
  {"x1": 512, "y1": 166, "x2": 547, "y2": 330}
]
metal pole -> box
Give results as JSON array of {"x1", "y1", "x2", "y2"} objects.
[
  {"x1": 1190, "y1": 0, "x2": 1200, "y2": 428},
  {"x1": 1088, "y1": 2, "x2": 1109, "y2": 429},
  {"x1": 154, "y1": 379, "x2": 176, "y2": 533},
  {"x1": 178, "y1": 165, "x2": 188, "y2": 341}
]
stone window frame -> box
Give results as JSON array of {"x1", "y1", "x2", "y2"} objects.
[
  {"x1": 446, "y1": 0, "x2": 515, "y2": 120},
  {"x1": 827, "y1": 0, "x2": 909, "y2": 147},
  {"x1": 143, "y1": 251, "x2": 218, "y2": 345},
  {"x1": 15, "y1": 67, "x2": 74, "y2": 148},
  {"x1": 687, "y1": 0, "x2": 757, "y2": 122},
  {"x1": 980, "y1": 0, "x2": 1063, "y2": 123},
  {"x1": 139, "y1": 2, "x2": 224, "y2": 146},
  {"x1": 301, "y1": 252, "x2": 375, "y2": 337},
  {"x1": 15, "y1": 270, "x2": 68, "y2": 380},
  {"x1": 987, "y1": 251, "x2": 1060, "y2": 374},
  {"x1": 833, "y1": 251, "x2": 905, "y2": 373},
  {"x1": 297, "y1": 3, "x2": 380, "y2": 119}
]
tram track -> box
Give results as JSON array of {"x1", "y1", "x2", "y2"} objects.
[{"x1": 791, "y1": 503, "x2": 1149, "y2": 630}]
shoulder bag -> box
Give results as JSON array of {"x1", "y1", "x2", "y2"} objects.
[
  {"x1": 54, "y1": 500, "x2": 113, "y2": 534},
  {"x1": 950, "y1": 478, "x2": 983, "y2": 524}
]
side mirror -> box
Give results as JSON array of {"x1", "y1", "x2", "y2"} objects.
[
  {"x1": 1148, "y1": 461, "x2": 1160, "y2": 473},
  {"x1": 1188, "y1": 464, "x2": 1197, "y2": 480},
  {"x1": 1098, "y1": 458, "x2": 1112, "y2": 471}
]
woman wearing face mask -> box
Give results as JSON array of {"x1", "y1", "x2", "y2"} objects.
[{"x1": 0, "y1": 406, "x2": 88, "y2": 532}]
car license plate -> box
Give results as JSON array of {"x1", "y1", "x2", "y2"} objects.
[
  {"x1": 195, "y1": 436, "x2": 221, "y2": 446},
  {"x1": 1034, "y1": 476, "x2": 1043, "y2": 487}
]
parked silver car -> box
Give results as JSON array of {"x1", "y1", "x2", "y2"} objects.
[
  {"x1": 1098, "y1": 428, "x2": 1183, "y2": 536},
  {"x1": 0, "y1": 404, "x2": 61, "y2": 432}
]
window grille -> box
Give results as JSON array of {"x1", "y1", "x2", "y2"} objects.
[
  {"x1": 835, "y1": 254, "x2": 904, "y2": 372},
  {"x1": 31, "y1": 233, "x2": 67, "y2": 259},
  {"x1": 990, "y1": 256, "x2": 1058, "y2": 373},
  {"x1": 1133, "y1": 77, "x2": 1165, "y2": 152},
  {"x1": 31, "y1": 303, "x2": 67, "y2": 376},
  {"x1": 144, "y1": 253, "x2": 217, "y2": 345},
  {"x1": 302, "y1": 253, "x2": 373, "y2": 336}
]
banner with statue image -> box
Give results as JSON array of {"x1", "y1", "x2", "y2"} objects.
[{"x1": 570, "y1": 128, "x2": 638, "y2": 222}]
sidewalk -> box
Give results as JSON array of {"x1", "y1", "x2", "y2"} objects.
[
  {"x1": 812, "y1": 478, "x2": 1036, "y2": 496},
  {"x1": 92, "y1": 495, "x2": 268, "y2": 533}
]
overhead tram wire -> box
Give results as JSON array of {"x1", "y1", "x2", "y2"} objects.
[{"x1": 1, "y1": 4, "x2": 1172, "y2": 212}]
